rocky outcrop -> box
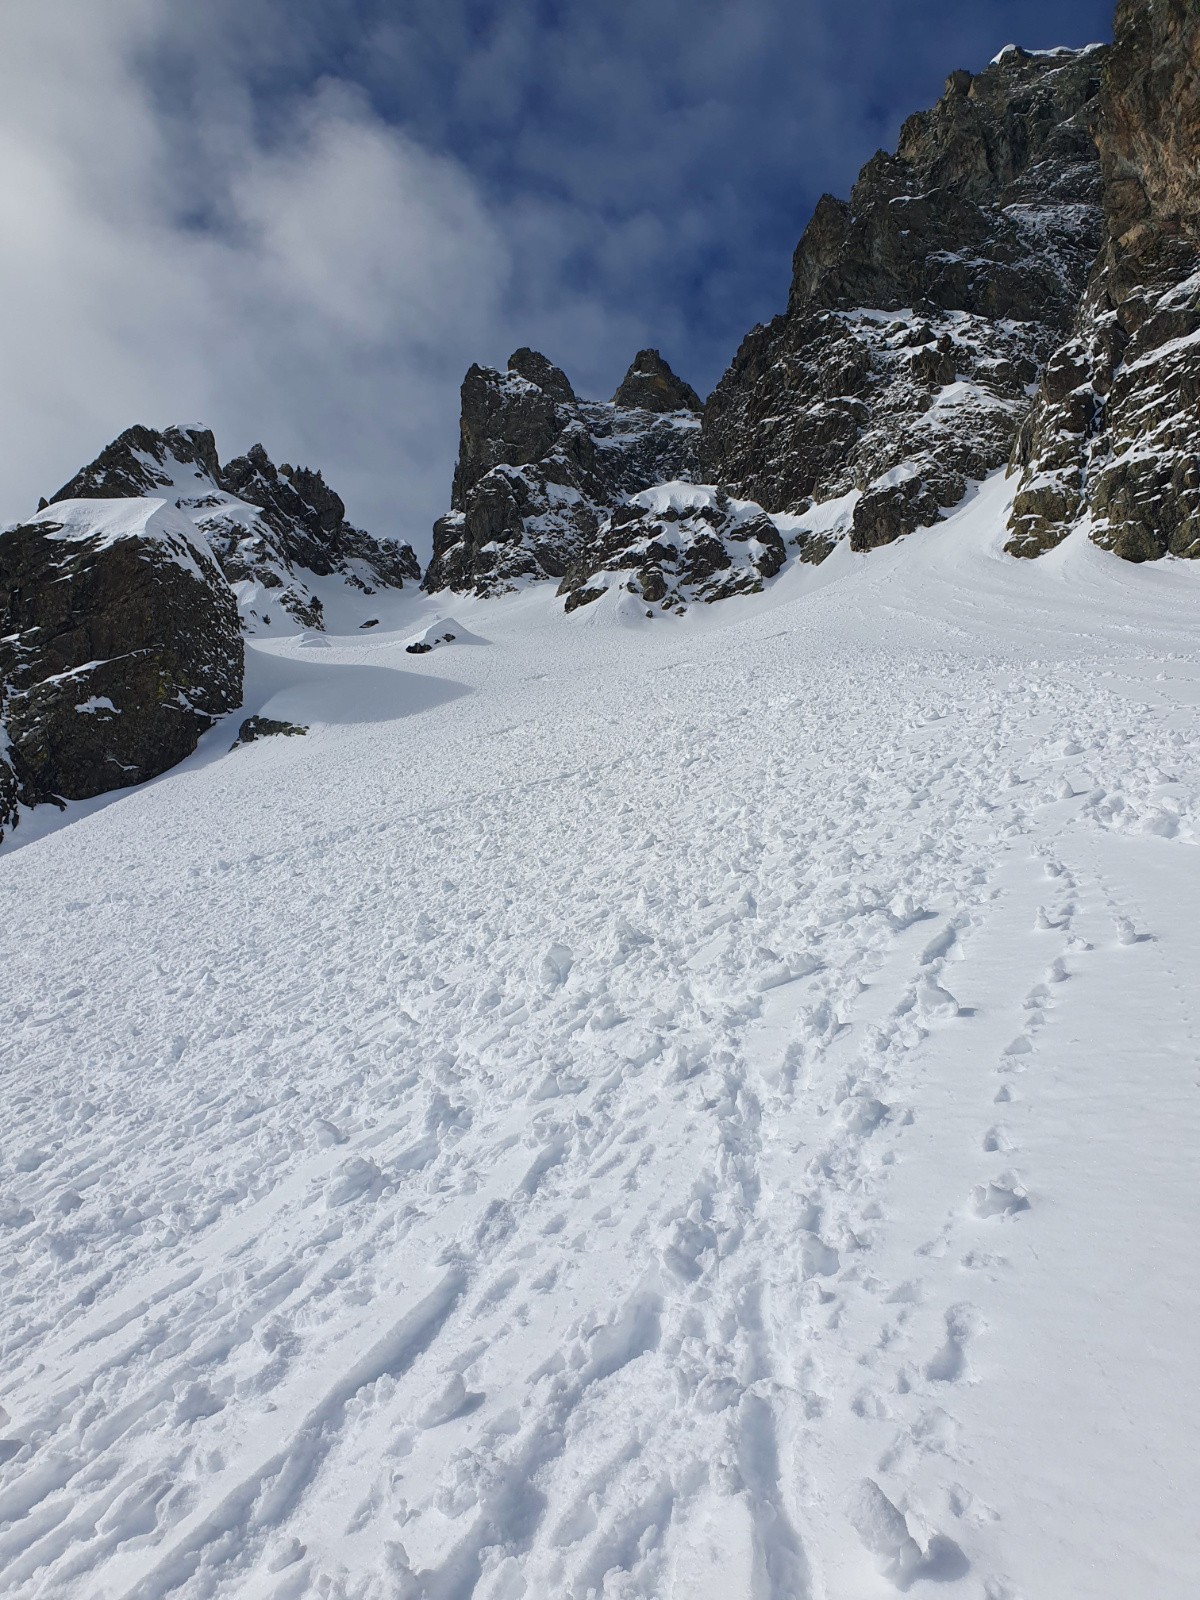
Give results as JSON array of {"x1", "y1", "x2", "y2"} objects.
[
  {"x1": 52, "y1": 426, "x2": 420, "y2": 629},
  {"x1": 1007, "y1": 2, "x2": 1200, "y2": 560},
  {"x1": 231, "y1": 715, "x2": 307, "y2": 749},
  {"x1": 220, "y1": 446, "x2": 420, "y2": 588},
  {"x1": 612, "y1": 350, "x2": 703, "y2": 414},
  {"x1": 50, "y1": 423, "x2": 223, "y2": 501},
  {"x1": 0, "y1": 498, "x2": 243, "y2": 838},
  {"x1": 424, "y1": 350, "x2": 703, "y2": 595},
  {"x1": 426, "y1": 21, "x2": 1200, "y2": 584},
  {"x1": 559, "y1": 484, "x2": 787, "y2": 614},
  {"x1": 703, "y1": 46, "x2": 1107, "y2": 550}
]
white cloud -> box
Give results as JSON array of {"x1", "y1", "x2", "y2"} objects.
[
  {"x1": 0, "y1": 0, "x2": 864, "y2": 554},
  {"x1": 0, "y1": 0, "x2": 631, "y2": 553}
]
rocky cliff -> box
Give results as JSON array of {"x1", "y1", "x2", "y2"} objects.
[
  {"x1": 426, "y1": 6, "x2": 1200, "y2": 590},
  {"x1": 0, "y1": 423, "x2": 420, "y2": 841},
  {"x1": 52, "y1": 425, "x2": 420, "y2": 629},
  {"x1": 1007, "y1": 0, "x2": 1200, "y2": 559},
  {"x1": 702, "y1": 45, "x2": 1108, "y2": 552},
  {"x1": 423, "y1": 349, "x2": 703, "y2": 595},
  {"x1": 0, "y1": 499, "x2": 242, "y2": 841}
]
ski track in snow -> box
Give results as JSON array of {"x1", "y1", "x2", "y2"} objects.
[{"x1": 2, "y1": 475, "x2": 1199, "y2": 1598}]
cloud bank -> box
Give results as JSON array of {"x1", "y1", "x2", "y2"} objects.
[{"x1": 0, "y1": 0, "x2": 1112, "y2": 554}]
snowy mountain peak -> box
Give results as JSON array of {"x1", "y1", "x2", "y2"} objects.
[
  {"x1": 47, "y1": 424, "x2": 420, "y2": 633},
  {"x1": 50, "y1": 421, "x2": 223, "y2": 504}
]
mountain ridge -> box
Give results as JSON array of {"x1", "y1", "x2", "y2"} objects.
[{"x1": 426, "y1": 9, "x2": 1196, "y2": 593}]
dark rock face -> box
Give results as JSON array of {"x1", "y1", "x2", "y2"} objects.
[
  {"x1": 786, "y1": 49, "x2": 1106, "y2": 326},
  {"x1": 612, "y1": 349, "x2": 703, "y2": 414},
  {"x1": 0, "y1": 500, "x2": 243, "y2": 836},
  {"x1": 52, "y1": 425, "x2": 420, "y2": 627},
  {"x1": 703, "y1": 47, "x2": 1107, "y2": 548},
  {"x1": 449, "y1": 362, "x2": 571, "y2": 513},
  {"x1": 559, "y1": 486, "x2": 786, "y2": 614},
  {"x1": 507, "y1": 347, "x2": 577, "y2": 405},
  {"x1": 1007, "y1": 2, "x2": 1200, "y2": 560},
  {"x1": 218, "y1": 444, "x2": 421, "y2": 598},
  {"x1": 425, "y1": 350, "x2": 703, "y2": 595}
]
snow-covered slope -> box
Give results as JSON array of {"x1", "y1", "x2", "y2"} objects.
[{"x1": 1, "y1": 472, "x2": 1199, "y2": 1599}]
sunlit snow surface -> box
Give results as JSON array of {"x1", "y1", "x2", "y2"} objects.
[{"x1": 2, "y1": 472, "x2": 1199, "y2": 1599}]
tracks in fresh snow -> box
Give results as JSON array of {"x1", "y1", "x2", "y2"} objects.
[{"x1": 2, "y1": 572, "x2": 1200, "y2": 1598}]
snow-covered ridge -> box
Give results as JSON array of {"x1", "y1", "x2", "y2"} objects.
[
  {"x1": 989, "y1": 42, "x2": 1106, "y2": 66},
  {"x1": 28, "y1": 495, "x2": 225, "y2": 586}
]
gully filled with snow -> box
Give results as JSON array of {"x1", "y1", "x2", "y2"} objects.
[{"x1": 1, "y1": 473, "x2": 1199, "y2": 1598}]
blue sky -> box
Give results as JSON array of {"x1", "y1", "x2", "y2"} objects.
[{"x1": 1, "y1": 0, "x2": 1113, "y2": 551}]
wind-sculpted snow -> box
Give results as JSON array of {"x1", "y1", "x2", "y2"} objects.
[{"x1": 1, "y1": 474, "x2": 1199, "y2": 1598}]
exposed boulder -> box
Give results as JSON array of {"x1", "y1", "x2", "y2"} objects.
[
  {"x1": 703, "y1": 46, "x2": 1107, "y2": 550},
  {"x1": 1007, "y1": 1, "x2": 1200, "y2": 560},
  {"x1": 50, "y1": 425, "x2": 420, "y2": 628},
  {"x1": 0, "y1": 499, "x2": 243, "y2": 838},
  {"x1": 404, "y1": 618, "x2": 462, "y2": 655},
  {"x1": 851, "y1": 471, "x2": 946, "y2": 553},
  {"x1": 425, "y1": 349, "x2": 703, "y2": 595},
  {"x1": 559, "y1": 483, "x2": 786, "y2": 614},
  {"x1": 612, "y1": 350, "x2": 703, "y2": 414},
  {"x1": 231, "y1": 716, "x2": 307, "y2": 748}
]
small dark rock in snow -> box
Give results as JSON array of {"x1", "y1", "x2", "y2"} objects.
[{"x1": 231, "y1": 716, "x2": 308, "y2": 749}]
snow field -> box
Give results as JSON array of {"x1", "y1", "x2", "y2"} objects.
[{"x1": 2, "y1": 473, "x2": 1199, "y2": 1598}]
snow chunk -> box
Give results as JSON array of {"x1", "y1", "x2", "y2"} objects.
[{"x1": 849, "y1": 1478, "x2": 923, "y2": 1584}]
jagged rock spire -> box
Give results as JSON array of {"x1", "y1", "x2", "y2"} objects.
[
  {"x1": 612, "y1": 350, "x2": 702, "y2": 414},
  {"x1": 426, "y1": 353, "x2": 702, "y2": 596},
  {"x1": 507, "y1": 348, "x2": 576, "y2": 404}
]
